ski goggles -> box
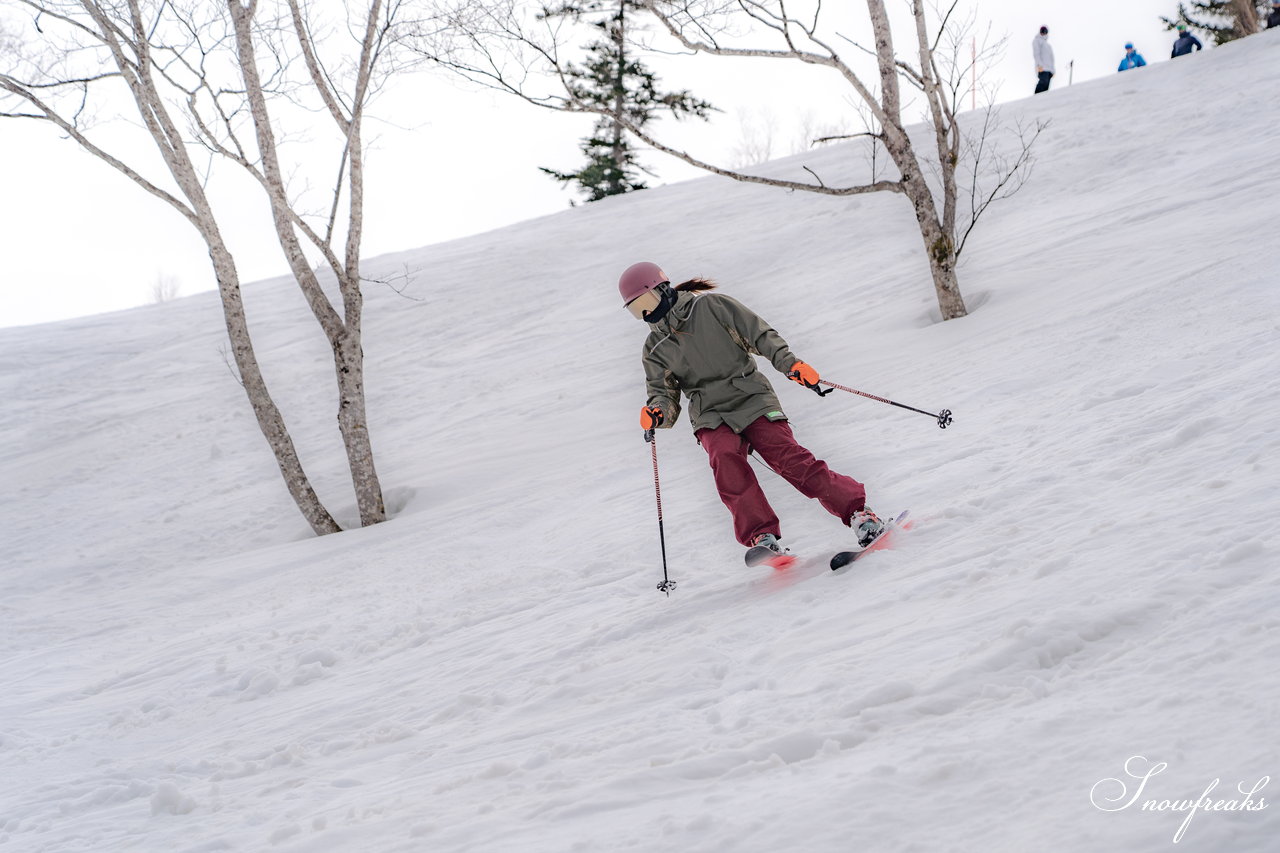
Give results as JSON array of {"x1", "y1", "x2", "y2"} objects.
[{"x1": 625, "y1": 288, "x2": 663, "y2": 320}]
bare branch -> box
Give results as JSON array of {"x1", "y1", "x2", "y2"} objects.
[
  {"x1": 587, "y1": 92, "x2": 903, "y2": 196},
  {"x1": 362, "y1": 263, "x2": 424, "y2": 301},
  {"x1": 956, "y1": 116, "x2": 1048, "y2": 258},
  {"x1": 812, "y1": 130, "x2": 881, "y2": 144},
  {"x1": 285, "y1": 0, "x2": 352, "y2": 131},
  {"x1": 0, "y1": 74, "x2": 201, "y2": 228}
]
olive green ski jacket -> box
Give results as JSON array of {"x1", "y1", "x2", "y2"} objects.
[{"x1": 641, "y1": 290, "x2": 802, "y2": 434}]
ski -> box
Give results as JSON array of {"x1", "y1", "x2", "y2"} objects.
[{"x1": 830, "y1": 510, "x2": 911, "y2": 571}]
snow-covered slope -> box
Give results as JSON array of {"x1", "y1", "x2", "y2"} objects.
[{"x1": 3, "y1": 32, "x2": 1278, "y2": 853}]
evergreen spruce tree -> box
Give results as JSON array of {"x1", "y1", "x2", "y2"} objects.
[
  {"x1": 540, "y1": 0, "x2": 713, "y2": 203},
  {"x1": 1161, "y1": 1, "x2": 1266, "y2": 44}
]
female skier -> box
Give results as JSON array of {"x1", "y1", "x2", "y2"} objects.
[{"x1": 620, "y1": 261, "x2": 883, "y2": 566}]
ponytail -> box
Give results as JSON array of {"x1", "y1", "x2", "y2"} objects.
[{"x1": 675, "y1": 277, "x2": 717, "y2": 293}]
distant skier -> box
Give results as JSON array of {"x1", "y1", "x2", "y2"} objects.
[
  {"x1": 619, "y1": 262, "x2": 884, "y2": 564},
  {"x1": 1032, "y1": 26, "x2": 1056, "y2": 93},
  {"x1": 1117, "y1": 43, "x2": 1147, "y2": 71},
  {"x1": 1171, "y1": 24, "x2": 1203, "y2": 58},
  {"x1": 1269, "y1": 0, "x2": 1280, "y2": 29}
]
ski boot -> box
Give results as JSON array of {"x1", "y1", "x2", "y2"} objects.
[
  {"x1": 850, "y1": 509, "x2": 886, "y2": 549},
  {"x1": 744, "y1": 533, "x2": 795, "y2": 569}
]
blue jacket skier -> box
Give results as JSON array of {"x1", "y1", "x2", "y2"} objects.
[
  {"x1": 1171, "y1": 25, "x2": 1203, "y2": 58},
  {"x1": 1118, "y1": 43, "x2": 1147, "y2": 71}
]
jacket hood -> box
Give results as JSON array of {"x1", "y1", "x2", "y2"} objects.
[{"x1": 650, "y1": 289, "x2": 699, "y2": 334}]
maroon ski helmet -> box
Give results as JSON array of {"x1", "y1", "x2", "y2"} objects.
[{"x1": 618, "y1": 262, "x2": 669, "y2": 305}]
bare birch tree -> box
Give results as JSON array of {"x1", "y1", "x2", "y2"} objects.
[
  {"x1": 0, "y1": 0, "x2": 418, "y2": 534},
  {"x1": 425, "y1": 0, "x2": 1042, "y2": 321},
  {"x1": 150, "y1": 273, "x2": 181, "y2": 304}
]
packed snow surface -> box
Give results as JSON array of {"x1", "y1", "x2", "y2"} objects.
[{"x1": 3, "y1": 31, "x2": 1278, "y2": 853}]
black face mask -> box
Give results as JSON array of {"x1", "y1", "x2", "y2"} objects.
[{"x1": 644, "y1": 284, "x2": 678, "y2": 324}]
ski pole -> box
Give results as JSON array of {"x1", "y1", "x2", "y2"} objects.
[
  {"x1": 645, "y1": 428, "x2": 677, "y2": 595},
  {"x1": 805, "y1": 378, "x2": 954, "y2": 429}
]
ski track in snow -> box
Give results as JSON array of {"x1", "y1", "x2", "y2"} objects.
[{"x1": 2, "y1": 32, "x2": 1279, "y2": 853}]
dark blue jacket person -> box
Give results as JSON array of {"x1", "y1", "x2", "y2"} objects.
[
  {"x1": 1118, "y1": 43, "x2": 1147, "y2": 71},
  {"x1": 1172, "y1": 25, "x2": 1203, "y2": 58}
]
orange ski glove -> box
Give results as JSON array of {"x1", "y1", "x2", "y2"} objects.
[
  {"x1": 640, "y1": 405, "x2": 665, "y2": 430},
  {"x1": 788, "y1": 361, "x2": 820, "y2": 389}
]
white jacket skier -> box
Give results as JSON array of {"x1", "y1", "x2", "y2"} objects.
[
  {"x1": 1033, "y1": 32, "x2": 1055, "y2": 74},
  {"x1": 1032, "y1": 27, "x2": 1056, "y2": 94}
]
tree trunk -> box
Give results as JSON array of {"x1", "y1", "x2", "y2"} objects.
[
  {"x1": 1231, "y1": 0, "x2": 1261, "y2": 35},
  {"x1": 335, "y1": 54, "x2": 387, "y2": 528},
  {"x1": 866, "y1": 0, "x2": 966, "y2": 321},
  {"x1": 230, "y1": 0, "x2": 386, "y2": 528},
  {"x1": 331, "y1": 298, "x2": 385, "y2": 527},
  {"x1": 208, "y1": 241, "x2": 343, "y2": 535},
  {"x1": 877, "y1": 95, "x2": 968, "y2": 323},
  {"x1": 899, "y1": 171, "x2": 967, "y2": 321},
  {"x1": 609, "y1": 2, "x2": 628, "y2": 196},
  {"x1": 919, "y1": 222, "x2": 967, "y2": 322}
]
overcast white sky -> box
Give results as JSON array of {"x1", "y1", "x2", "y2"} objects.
[{"x1": 1, "y1": 1, "x2": 1182, "y2": 327}]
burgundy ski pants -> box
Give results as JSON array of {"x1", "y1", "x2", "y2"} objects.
[{"x1": 695, "y1": 417, "x2": 867, "y2": 547}]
